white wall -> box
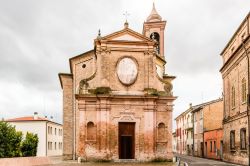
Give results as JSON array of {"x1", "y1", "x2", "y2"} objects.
[
  {"x1": 46, "y1": 122, "x2": 63, "y2": 156},
  {"x1": 9, "y1": 121, "x2": 46, "y2": 156}
]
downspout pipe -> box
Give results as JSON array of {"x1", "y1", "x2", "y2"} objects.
[
  {"x1": 242, "y1": 38, "x2": 250, "y2": 165},
  {"x1": 192, "y1": 108, "x2": 194, "y2": 156}
]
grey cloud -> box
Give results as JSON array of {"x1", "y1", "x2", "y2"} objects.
[{"x1": 0, "y1": 0, "x2": 249, "y2": 124}]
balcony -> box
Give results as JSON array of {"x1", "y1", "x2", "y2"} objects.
[{"x1": 185, "y1": 122, "x2": 193, "y2": 130}]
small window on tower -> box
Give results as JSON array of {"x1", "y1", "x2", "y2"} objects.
[{"x1": 150, "y1": 32, "x2": 160, "y2": 54}]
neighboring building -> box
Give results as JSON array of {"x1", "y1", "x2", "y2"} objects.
[
  {"x1": 59, "y1": 3, "x2": 176, "y2": 161},
  {"x1": 220, "y1": 12, "x2": 250, "y2": 165},
  {"x1": 175, "y1": 104, "x2": 193, "y2": 155},
  {"x1": 204, "y1": 130, "x2": 223, "y2": 160},
  {"x1": 174, "y1": 98, "x2": 223, "y2": 158},
  {"x1": 192, "y1": 98, "x2": 223, "y2": 158},
  {"x1": 192, "y1": 103, "x2": 204, "y2": 158},
  {"x1": 172, "y1": 131, "x2": 177, "y2": 153},
  {"x1": 6, "y1": 112, "x2": 63, "y2": 156},
  {"x1": 203, "y1": 99, "x2": 223, "y2": 160}
]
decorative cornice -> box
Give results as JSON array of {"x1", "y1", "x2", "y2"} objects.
[{"x1": 223, "y1": 111, "x2": 247, "y2": 124}]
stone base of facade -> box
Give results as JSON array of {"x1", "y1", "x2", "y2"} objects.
[
  {"x1": 74, "y1": 95, "x2": 174, "y2": 162},
  {"x1": 63, "y1": 154, "x2": 73, "y2": 160},
  {"x1": 77, "y1": 154, "x2": 173, "y2": 162}
]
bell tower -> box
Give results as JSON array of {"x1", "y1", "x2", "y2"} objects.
[{"x1": 143, "y1": 3, "x2": 166, "y2": 58}]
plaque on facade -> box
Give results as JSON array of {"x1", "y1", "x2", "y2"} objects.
[{"x1": 116, "y1": 57, "x2": 138, "y2": 85}]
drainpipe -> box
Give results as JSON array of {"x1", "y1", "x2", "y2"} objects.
[
  {"x1": 242, "y1": 38, "x2": 250, "y2": 165},
  {"x1": 46, "y1": 121, "x2": 48, "y2": 156},
  {"x1": 192, "y1": 107, "x2": 194, "y2": 156}
]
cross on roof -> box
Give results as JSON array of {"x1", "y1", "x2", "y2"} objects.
[{"x1": 123, "y1": 11, "x2": 130, "y2": 23}]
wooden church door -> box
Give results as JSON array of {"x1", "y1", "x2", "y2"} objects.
[{"x1": 118, "y1": 122, "x2": 135, "y2": 159}]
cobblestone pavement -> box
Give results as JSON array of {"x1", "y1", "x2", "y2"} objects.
[
  {"x1": 45, "y1": 155, "x2": 242, "y2": 166},
  {"x1": 175, "y1": 154, "x2": 241, "y2": 166},
  {"x1": 44, "y1": 161, "x2": 175, "y2": 166},
  {"x1": 44, "y1": 157, "x2": 175, "y2": 166}
]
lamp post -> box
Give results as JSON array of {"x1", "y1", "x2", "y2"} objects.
[{"x1": 242, "y1": 38, "x2": 250, "y2": 164}]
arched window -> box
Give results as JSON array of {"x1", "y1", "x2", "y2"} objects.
[
  {"x1": 87, "y1": 121, "x2": 96, "y2": 140},
  {"x1": 242, "y1": 78, "x2": 247, "y2": 103},
  {"x1": 157, "y1": 122, "x2": 166, "y2": 141},
  {"x1": 150, "y1": 32, "x2": 160, "y2": 54},
  {"x1": 231, "y1": 86, "x2": 236, "y2": 108}
]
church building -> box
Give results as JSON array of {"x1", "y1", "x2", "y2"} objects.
[{"x1": 59, "y1": 4, "x2": 176, "y2": 161}]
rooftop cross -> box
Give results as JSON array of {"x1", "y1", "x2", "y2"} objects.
[{"x1": 123, "y1": 11, "x2": 130, "y2": 23}]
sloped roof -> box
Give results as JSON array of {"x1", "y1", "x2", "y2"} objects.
[
  {"x1": 98, "y1": 26, "x2": 153, "y2": 42},
  {"x1": 5, "y1": 116, "x2": 62, "y2": 125},
  {"x1": 175, "y1": 98, "x2": 223, "y2": 120},
  {"x1": 191, "y1": 98, "x2": 223, "y2": 113}
]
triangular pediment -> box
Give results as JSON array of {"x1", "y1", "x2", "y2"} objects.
[
  {"x1": 100, "y1": 28, "x2": 152, "y2": 42},
  {"x1": 112, "y1": 34, "x2": 143, "y2": 41}
]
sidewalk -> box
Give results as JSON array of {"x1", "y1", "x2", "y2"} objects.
[{"x1": 175, "y1": 154, "x2": 241, "y2": 166}]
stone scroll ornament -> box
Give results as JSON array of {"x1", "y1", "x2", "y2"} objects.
[
  {"x1": 164, "y1": 81, "x2": 173, "y2": 96},
  {"x1": 116, "y1": 57, "x2": 138, "y2": 85},
  {"x1": 79, "y1": 70, "x2": 97, "y2": 94},
  {"x1": 79, "y1": 80, "x2": 89, "y2": 94}
]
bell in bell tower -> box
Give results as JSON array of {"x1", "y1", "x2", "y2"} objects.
[{"x1": 143, "y1": 3, "x2": 166, "y2": 58}]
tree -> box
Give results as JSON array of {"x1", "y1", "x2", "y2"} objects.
[
  {"x1": 21, "y1": 132, "x2": 39, "y2": 157},
  {"x1": 0, "y1": 121, "x2": 22, "y2": 157}
]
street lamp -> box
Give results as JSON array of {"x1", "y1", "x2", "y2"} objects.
[{"x1": 242, "y1": 38, "x2": 250, "y2": 165}]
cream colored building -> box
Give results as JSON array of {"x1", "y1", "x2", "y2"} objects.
[
  {"x1": 172, "y1": 130, "x2": 177, "y2": 153},
  {"x1": 6, "y1": 112, "x2": 63, "y2": 157},
  {"x1": 175, "y1": 104, "x2": 193, "y2": 155},
  {"x1": 220, "y1": 12, "x2": 250, "y2": 165}
]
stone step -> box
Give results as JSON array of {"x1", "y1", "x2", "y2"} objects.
[{"x1": 114, "y1": 159, "x2": 137, "y2": 162}]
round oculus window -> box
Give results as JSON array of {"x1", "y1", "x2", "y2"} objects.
[{"x1": 116, "y1": 57, "x2": 138, "y2": 85}]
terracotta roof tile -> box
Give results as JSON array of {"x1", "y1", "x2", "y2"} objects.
[{"x1": 5, "y1": 116, "x2": 48, "y2": 122}]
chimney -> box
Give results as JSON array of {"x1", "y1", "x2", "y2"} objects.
[
  {"x1": 45, "y1": 115, "x2": 48, "y2": 120},
  {"x1": 189, "y1": 103, "x2": 192, "y2": 108},
  {"x1": 34, "y1": 112, "x2": 38, "y2": 120},
  {"x1": 50, "y1": 116, "x2": 53, "y2": 121}
]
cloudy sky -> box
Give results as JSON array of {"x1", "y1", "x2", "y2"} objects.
[{"x1": 0, "y1": 0, "x2": 249, "y2": 126}]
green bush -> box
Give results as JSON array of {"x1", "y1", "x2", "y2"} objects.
[
  {"x1": 21, "y1": 132, "x2": 39, "y2": 157},
  {"x1": 0, "y1": 121, "x2": 39, "y2": 158},
  {"x1": 0, "y1": 122, "x2": 22, "y2": 158},
  {"x1": 144, "y1": 88, "x2": 158, "y2": 96},
  {"x1": 94, "y1": 87, "x2": 111, "y2": 94}
]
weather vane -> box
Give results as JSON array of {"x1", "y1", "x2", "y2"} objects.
[{"x1": 123, "y1": 11, "x2": 130, "y2": 23}]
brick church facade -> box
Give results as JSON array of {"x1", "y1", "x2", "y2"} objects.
[{"x1": 59, "y1": 4, "x2": 176, "y2": 161}]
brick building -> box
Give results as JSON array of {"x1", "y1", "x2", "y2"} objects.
[
  {"x1": 174, "y1": 99, "x2": 223, "y2": 158},
  {"x1": 191, "y1": 99, "x2": 223, "y2": 158},
  {"x1": 220, "y1": 12, "x2": 250, "y2": 165},
  {"x1": 59, "y1": 4, "x2": 176, "y2": 161},
  {"x1": 203, "y1": 99, "x2": 223, "y2": 160}
]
